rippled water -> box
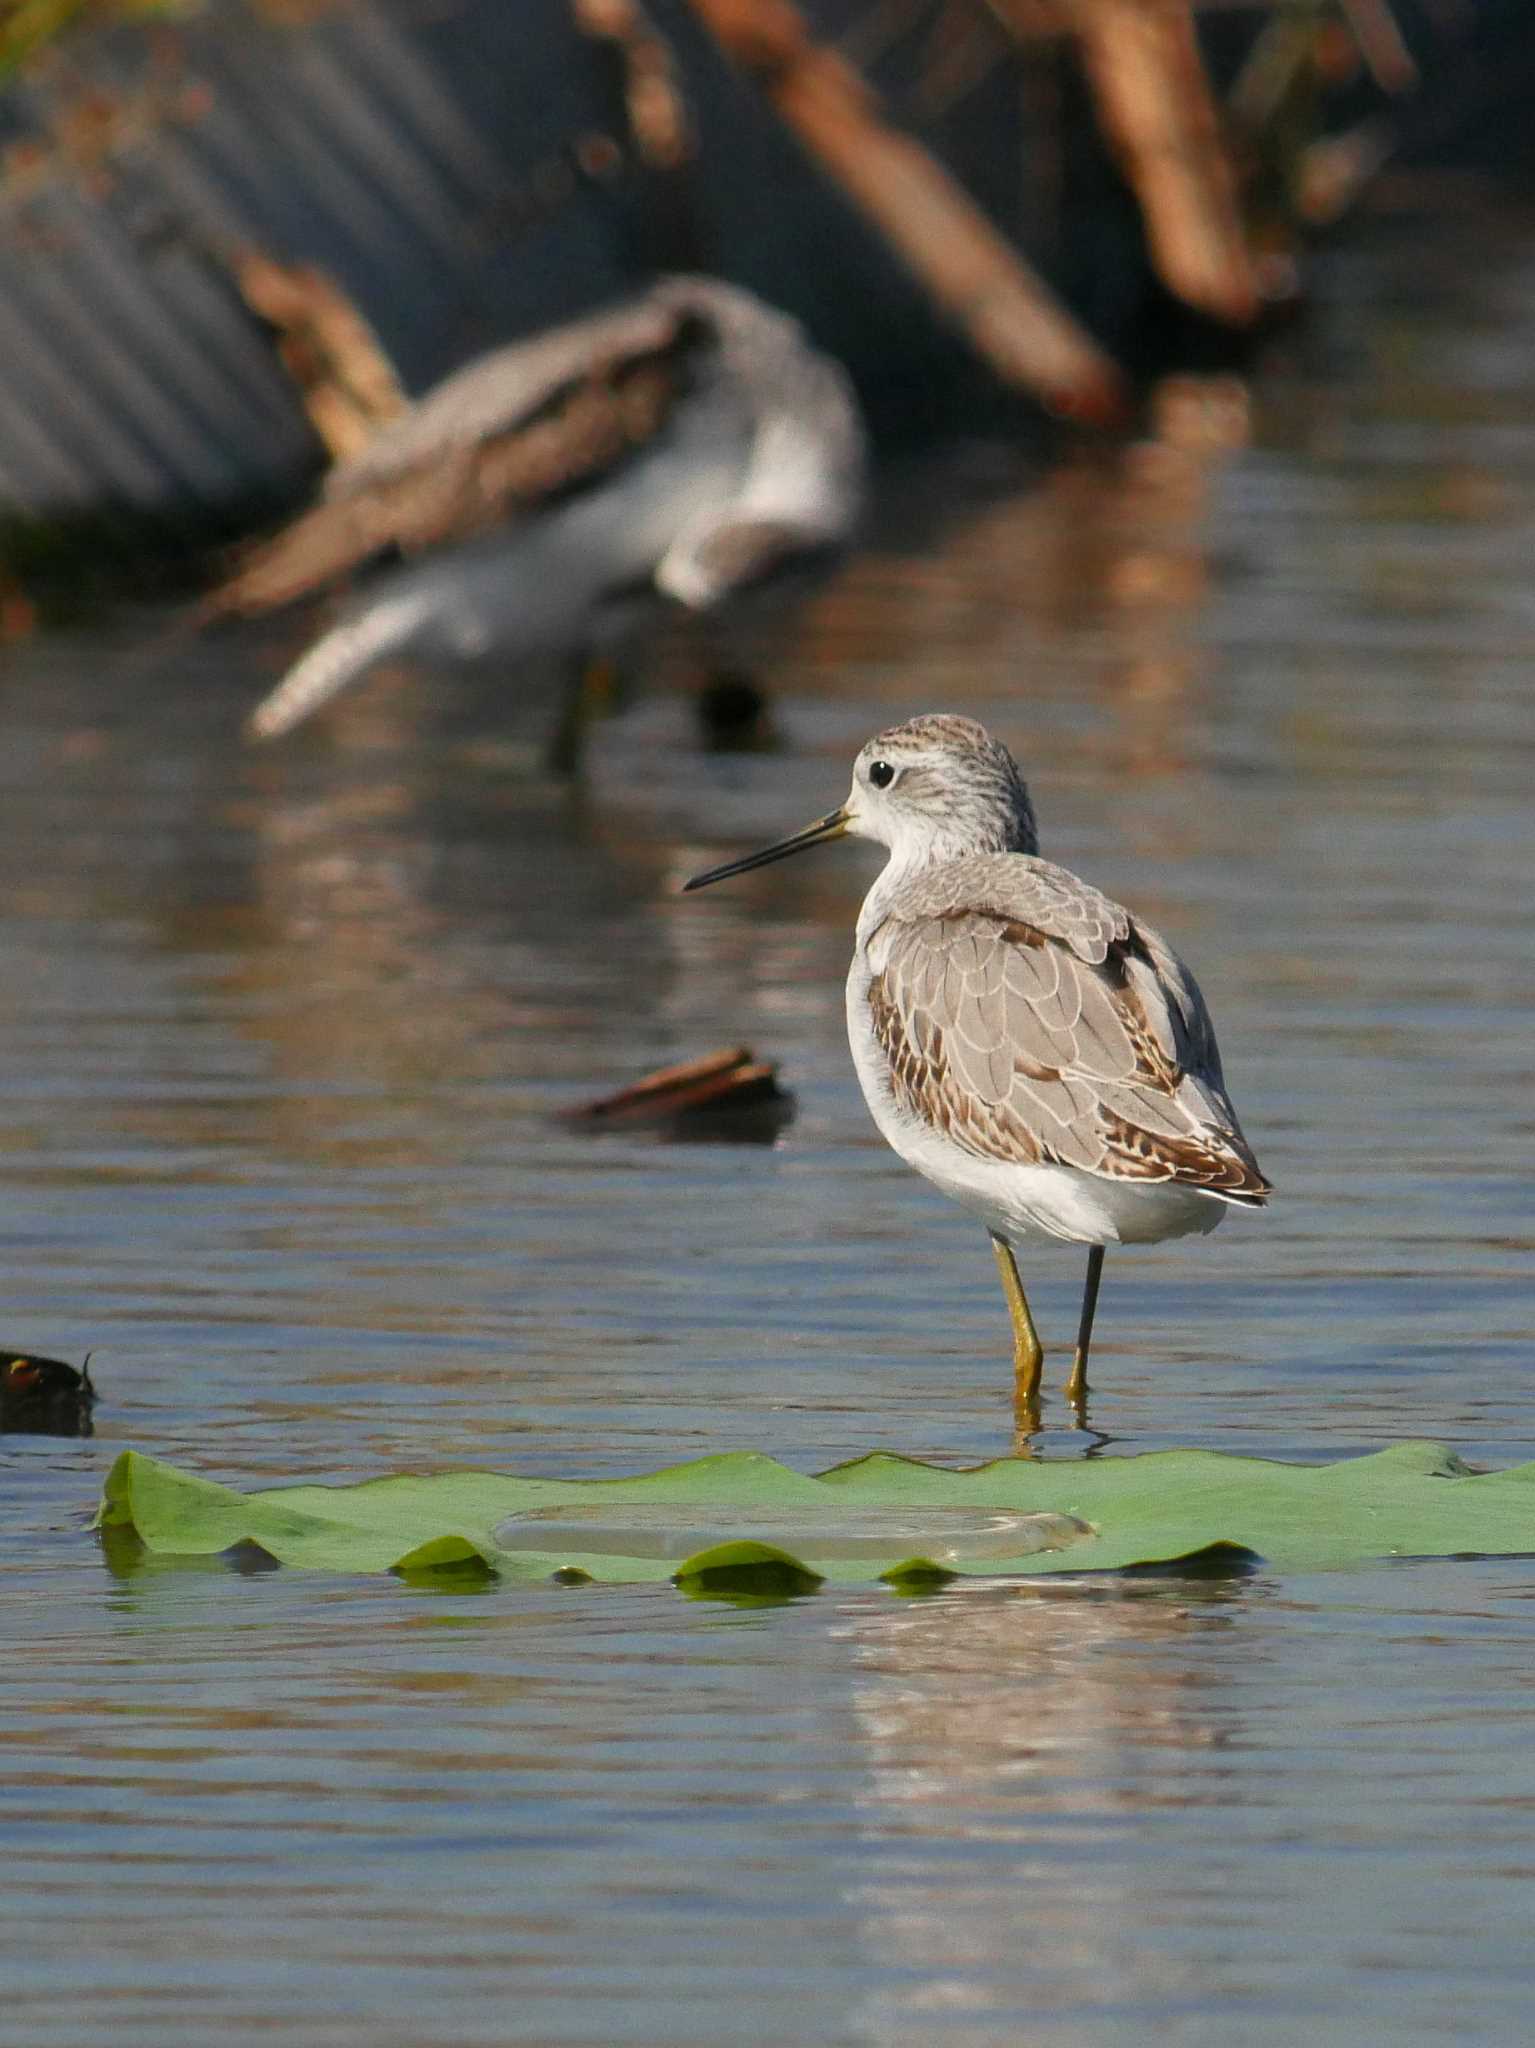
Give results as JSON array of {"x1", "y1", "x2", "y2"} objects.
[{"x1": 5, "y1": 195, "x2": 1535, "y2": 2045}]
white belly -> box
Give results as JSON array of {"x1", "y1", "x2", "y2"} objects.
[{"x1": 844, "y1": 955, "x2": 1224, "y2": 1249}]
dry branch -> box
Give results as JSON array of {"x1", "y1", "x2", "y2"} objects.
[
  {"x1": 996, "y1": 0, "x2": 1258, "y2": 326},
  {"x1": 683, "y1": 0, "x2": 1127, "y2": 422},
  {"x1": 232, "y1": 248, "x2": 406, "y2": 462},
  {"x1": 573, "y1": 0, "x2": 694, "y2": 168}
]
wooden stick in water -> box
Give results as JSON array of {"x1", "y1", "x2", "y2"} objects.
[{"x1": 565, "y1": 1047, "x2": 788, "y2": 1124}]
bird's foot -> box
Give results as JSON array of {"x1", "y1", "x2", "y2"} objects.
[{"x1": 1062, "y1": 1346, "x2": 1098, "y2": 1436}]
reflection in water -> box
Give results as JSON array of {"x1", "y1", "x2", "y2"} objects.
[{"x1": 840, "y1": 1578, "x2": 1251, "y2": 2040}]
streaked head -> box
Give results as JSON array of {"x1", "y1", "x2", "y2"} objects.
[{"x1": 683, "y1": 714, "x2": 1037, "y2": 892}]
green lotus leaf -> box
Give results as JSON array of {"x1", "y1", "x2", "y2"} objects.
[
  {"x1": 94, "y1": 1441, "x2": 1535, "y2": 1593},
  {"x1": 672, "y1": 1541, "x2": 826, "y2": 1600}
]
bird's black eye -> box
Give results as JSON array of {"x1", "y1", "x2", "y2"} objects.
[{"x1": 868, "y1": 759, "x2": 896, "y2": 790}]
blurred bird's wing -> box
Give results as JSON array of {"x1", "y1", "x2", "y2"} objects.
[
  {"x1": 325, "y1": 293, "x2": 686, "y2": 494},
  {"x1": 204, "y1": 294, "x2": 708, "y2": 618},
  {"x1": 651, "y1": 281, "x2": 866, "y2": 606},
  {"x1": 866, "y1": 854, "x2": 1270, "y2": 1199}
]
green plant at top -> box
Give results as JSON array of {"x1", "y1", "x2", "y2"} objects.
[{"x1": 0, "y1": 0, "x2": 195, "y2": 79}]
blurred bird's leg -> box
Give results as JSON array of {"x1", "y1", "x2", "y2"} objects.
[
  {"x1": 696, "y1": 664, "x2": 772, "y2": 752},
  {"x1": 990, "y1": 1232, "x2": 1043, "y2": 1433},
  {"x1": 546, "y1": 647, "x2": 621, "y2": 776},
  {"x1": 1065, "y1": 1245, "x2": 1105, "y2": 1424},
  {"x1": 689, "y1": 614, "x2": 773, "y2": 753}
]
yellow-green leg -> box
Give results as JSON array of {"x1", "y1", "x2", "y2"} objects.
[
  {"x1": 547, "y1": 651, "x2": 620, "y2": 776},
  {"x1": 990, "y1": 1232, "x2": 1043, "y2": 1429},
  {"x1": 1064, "y1": 1245, "x2": 1105, "y2": 1424}
]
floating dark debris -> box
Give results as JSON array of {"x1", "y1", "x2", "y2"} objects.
[
  {"x1": 564, "y1": 1045, "x2": 793, "y2": 1142},
  {"x1": 697, "y1": 671, "x2": 778, "y2": 754},
  {"x1": 0, "y1": 1350, "x2": 97, "y2": 1438}
]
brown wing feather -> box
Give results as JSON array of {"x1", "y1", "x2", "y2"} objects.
[
  {"x1": 203, "y1": 315, "x2": 701, "y2": 619},
  {"x1": 867, "y1": 896, "x2": 1269, "y2": 1200}
]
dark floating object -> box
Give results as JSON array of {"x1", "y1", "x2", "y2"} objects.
[
  {"x1": 0, "y1": 1351, "x2": 97, "y2": 1438},
  {"x1": 564, "y1": 1045, "x2": 792, "y2": 1141}
]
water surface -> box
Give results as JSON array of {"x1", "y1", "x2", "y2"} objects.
[{"x1": 4, "y1": 195, "x2": 1535, "y2": 2045}]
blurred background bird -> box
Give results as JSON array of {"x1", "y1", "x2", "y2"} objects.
[{"x1": 204, "y1": 275, "x2": 866, "y2": 758}]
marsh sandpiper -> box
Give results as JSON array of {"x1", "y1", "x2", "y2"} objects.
[{"x1": 684, "y1": 714, "x2": 1270, "y2": 1429}]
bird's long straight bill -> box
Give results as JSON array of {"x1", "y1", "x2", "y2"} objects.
[{"x1": 682, "y1": 807, "x2": 849, "y2": 891}]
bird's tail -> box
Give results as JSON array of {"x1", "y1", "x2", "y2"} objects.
[
  {"x1": 1208, "y1": 1184, "x2": 1271, "y2": 1209},
  {"x1": 245, "y1": 593, "x2": 431, "y2": 741}
]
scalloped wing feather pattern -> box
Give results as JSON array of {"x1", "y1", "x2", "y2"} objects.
[{"x1": 866, "y1": 856, "x2": 1269, "y2": 1197}]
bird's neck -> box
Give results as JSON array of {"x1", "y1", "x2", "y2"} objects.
[{"x1": 855, "y1": 816, "x2": 1037, "y2": 945}]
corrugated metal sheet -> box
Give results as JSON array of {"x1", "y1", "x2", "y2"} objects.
[{"x1": 0, "y1": 0, "x2": 646, "y2": 528}]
